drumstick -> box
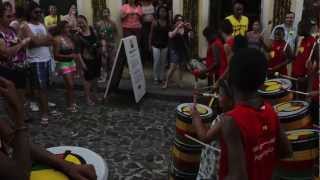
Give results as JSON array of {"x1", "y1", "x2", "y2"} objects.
[
  {"x1": 274, "y1": 72, "x2": 298, "y2": 81},
  {"x1": 201, "y1": 93, "x2": 219, "y2": 98},
  {"x1": 306, "y1": 37, "x2": 319, "y2": 63},
  {"x1": 286, "y1": 89, "x2": 310, "y2": 96},
  {"x1": 185, "y1": 134, "x2": 221, "y2": 153}
]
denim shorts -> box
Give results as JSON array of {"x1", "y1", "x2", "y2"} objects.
[{"x1": 29, "y1": 61, "x2": 50, "y2": 90}]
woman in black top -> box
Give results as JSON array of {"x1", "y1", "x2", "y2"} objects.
[
  {"x1": 162, "y1": 14, "x2": 193, "y2": 89},
  {"x1": 149, "y1": 6, "x2": 169, "y2": 84},
  {"x1": 76, "y1": 15, "x2": 101, "y2": 106}
]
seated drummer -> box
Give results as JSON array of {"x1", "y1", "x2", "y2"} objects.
[
  {"x1": 192, "y1": 49, "x2": 292, "y2": 180},
  {"x1": 0, "y1": 77, "x2": 97, "y2": 180}
]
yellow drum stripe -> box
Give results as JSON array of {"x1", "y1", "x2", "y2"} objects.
[
  {"x1": 172, "y1": 146, "x2": 201, "y2": 162},
  {"x1": 282, "y1": 148, "x2": 319, "y2": 161},
  {"x1": 176, "y1": 118, "x2": 195, "y2": 133},
  {"x1": 176, "y1": 118, "x2": 211, "y2": 133},
  {"x1": 282, "y1": 115, "x2": 312, "y2": 130},
  {"x1": 276, "y1": 93, "x2": 294, "y2": 104}
]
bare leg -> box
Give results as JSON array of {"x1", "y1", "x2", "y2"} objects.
[
  {"x1": 162, "y1": 63, "x2": 177, "y2": 88},
  {"x1": 83, "y1": 79, "x2": 94, "y2": 105},
  {"x1": 63, "y1": 73, "x2": 75, "y2": 108}
]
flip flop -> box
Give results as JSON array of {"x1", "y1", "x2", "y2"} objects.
[{"x1": 40, "y1": 117, "x2": 49, "y2": 127}]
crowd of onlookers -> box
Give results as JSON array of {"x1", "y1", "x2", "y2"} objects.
[{"x1": 0, "y1": 0, "x2": 318, "y2": 125}]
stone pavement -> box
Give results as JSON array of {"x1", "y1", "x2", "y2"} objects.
[
  {"x1": 51, "y1": 65, "x2": 209, "y2": 101},
  {"x1": 26, "y1": 89, "x2": 189, "y2": 180}
]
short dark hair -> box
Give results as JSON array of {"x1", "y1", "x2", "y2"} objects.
[
  {"x1": 274, "y1": 26, "x2": 285, "y2": 33},
  {"x1": 232, "y1": 0, "x2": 246, "y2": 7},
  {"x1": 286, "y1": 11, "x2": 295, "y2": 16},
  {"x1": 25, "y1": 1, "x2": 40, "y2": 21},
  {"x1": 77, "y1": 14, "x2": 88, "y2": 23},
  {"x1": 233, "y1": 35, "x2": 248, "y2": 52},
  {"x1": 228, "y1": 48, "x2": 267, "y2": 92},
  {"x1": 155, "y1": 5, "x2": 169, "y2": 19},
  {"x1": 221, "y1": 19, "x2": 233, "y2": 35},
  {"x1": 173, "y1": 14, "x2": 184, "y2": 23}
]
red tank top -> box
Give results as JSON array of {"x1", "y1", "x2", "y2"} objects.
[
  {"x1": 292, "y1": 36, "x2": 316, "y2": 77},
  {"x1": 219, "y1": 102, "x2": 280, "y2": 180},
  {"x1": 206, "y1": 38, "x2": 227, "y2": 77},
  {"x1": 269, "y1": 40, "x2": 288, "y2": 75}
]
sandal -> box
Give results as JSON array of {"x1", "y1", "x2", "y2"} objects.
[{"x1": 40, "y1": 117, "x2": 49, "y2": 127}]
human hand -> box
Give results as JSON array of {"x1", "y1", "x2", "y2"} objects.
[
  {"x1": 64, "y1": 164, "x2": 97, "y2": 180},
  {"x1": 21, "y1": 37, "x2": 31, "y2": 47}
]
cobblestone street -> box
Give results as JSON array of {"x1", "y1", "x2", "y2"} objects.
[{"x1": 27, "y1": 89, "x2": 182, "y2": 180}]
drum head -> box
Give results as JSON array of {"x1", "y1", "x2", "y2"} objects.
[
  {"x1": 176, "y1": 103, "x2": 212, "y2": 120},
  {"x1": 46, "y1": 146, "x2": 108, "y2": 180},
  {"x1": 258, "y1": 78, "x2": 292, "y2": 96},
  {"x1": 286, "y1": 129, "x2": 318, "y2": 142},
  {"x1": 274, "y1": 101, "x2": 310, "y2": 120}
]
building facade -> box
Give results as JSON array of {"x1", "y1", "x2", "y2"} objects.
[{"x1": 5, "y1": 0, "x2": 306, "y2": 57}]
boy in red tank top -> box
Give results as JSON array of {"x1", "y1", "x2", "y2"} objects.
[
  {"x1": 293, "y1": 21, "x2": 317, "y2": 92},
  {"x1": 267, "y1": 27, "x2": 293, "y2": 76},
  {"x1": 193, "y1": 49, "x2": 292, "y2": 180}
]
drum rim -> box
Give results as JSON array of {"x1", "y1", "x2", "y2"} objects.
[
  {"x1": 258, "y1": 78, "x2": 292, "y2": 95},
  {"x1": 174, "y1": 137, "x2": 203, "y2": 151},
  {"x1": 286, "y1": 129, "x2": 319, "y2": 143},
  {"x1": 176, "y1": 103, "x2": 213, "y2": 121},
  {"x1": 274, "y1": 101, "x2": 310, "y2": 120},
  {"x1": 170, "y1": 165, "x2": 198, "y2": 177}
]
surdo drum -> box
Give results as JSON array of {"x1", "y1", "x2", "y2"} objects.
[
  {"x1": 274, "y1": 101, "x2": 312, "y2": 131},
  {"x1": 30, "y1": 146, "x2": 108, "y2": 180},
  {"x1": 258, "y1": 78, "x2": 293, "y2": 104}
]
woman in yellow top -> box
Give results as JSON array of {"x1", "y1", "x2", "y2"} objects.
[
  {"x1": 225, "y1": 1, "x2": 249, "y2": 36},
  {"x1": 44, "y1": 5, "x2": 62, "y2": 33}
]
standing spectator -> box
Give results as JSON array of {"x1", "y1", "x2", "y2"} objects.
[
  {"x1": 76, "y1": 15, "x2": 101, "y2": 106},
  {"x1": 247, "y1": 21, "x2": 265, "y2": 50},
  {"x1": 96, "y1": 8, "x2": 118, "y2": 83},
  {"x1": 267, "y1": 27, "x2": 293, "y2": 76},
  {"x1": 225, "y1": 1, "x2": 249, "y2": 36},
  {"x1": 162, "y1": 15, "x2": 193, "y2": 89},
  {"x1": 20, "y1": 1, "x2": 53, "y2": 126},
  {"x1": 0, "y1": 3, "x2": 31, "y2": 112},
  {"x1": 120, "y1": 0, "x2": 143, "y2": 41},
  {"x1": 62, "y1": 4, "x2": 78, "y2": 31},
  {"x1": 271, "y1": 12, "x2": 297, "y2": 52},
  {"x1": 141, "y1": 0, "x2": 155, "y2": 62},
  {"x1": 149, "y1": 5, "x2": 169, "y2": 85},
  {"x1": 44, "y1": 5, "x2": 61, "y2": 33},
  {"x1": 9, "y1": 6, "x2": 25, "y2": 33},
  {"x1": 52, "y1": 21, "x2": 78, "y2": 112}
]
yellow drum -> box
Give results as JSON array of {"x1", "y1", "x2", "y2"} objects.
[
  {"x1": 30, "y1": 146, "x2": 108, "y2": 180},
  {"x1": 258, "y1": 78, "x2": 293, "y2": 104},
  {"x1": 274, "y1": 101, "x2": 312, "y2": 131},
  {"x1": 275, "y1": 129, "x2": 319, "y2": 179},
  {"x1": 175, "y1": 103, "x2": 214, "y2": 146}
]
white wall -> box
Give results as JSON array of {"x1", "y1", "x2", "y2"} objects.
[
  {"x1": 198, "y1": 0, "x2": 210, "y2": 57},
  {"x1": 77, "y1": 0, "x2": 93, "y2": 25},
  {"x1": 172, "y1": 0, "x2": 183, "y2": 16}
]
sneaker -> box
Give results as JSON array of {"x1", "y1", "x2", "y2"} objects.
[
  {"x1": 48, "y1": 102, "x2": 56, "y2": 108},
  {"x1": 30, "y1": 102, "x2": 39, "y2": 112}
]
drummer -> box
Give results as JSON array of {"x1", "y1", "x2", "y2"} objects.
[
  {"x1": 192, "y1": 49, "x2": 292, "y2": 180},
  {"x1": 0, "y1": 78, "x2": 97, "y2": 180}
]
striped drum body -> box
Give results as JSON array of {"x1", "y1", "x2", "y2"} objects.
[
  {"x1": 274, "y1": 101, "x2": 312, "y2": 131},
  {"x1": 276, "y1": 129, "x2": 319, "y2": 179}
]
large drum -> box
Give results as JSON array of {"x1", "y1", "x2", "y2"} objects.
[
  {"x1": 274, "y1": 101, "x2": 312, "y2": 131},
  {"x1": 276, "y1": 129, "x2": 319, "y2": 179},
  {"x1": 176, "y1": 103, "x2": 214, "y2": 146},
  {"x1": 30, "y1": 146, "x2": 108, "y2": 180},
  {"x1": 258, "y1": 78, "x2": 293, "y2": 104},
  {"x1": 169, "y1": 164, "x2": 198, "y2": 180},
  {"x1": 172, "y1": 138, "x2": 202, "y2": 174}
]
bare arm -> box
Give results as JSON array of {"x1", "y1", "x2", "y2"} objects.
[
  {"x1": 222, "y1": 116, "x2": 248, "y2": 180},
  {"x1": 0, "y1": 38, "x2": 30, "y2": 59},
  {"x1": 149, "y1": 21, "x2": 156, "y2": 50},
  {"x1": 207, "y1": 44, "x2": 221, "y2": 72},
  {"x1": 0, "y1": 78, "x2": 30, "y2": 180},
  {"x1": 20, "y1": 23, "x2": 53, "y2": 47}
]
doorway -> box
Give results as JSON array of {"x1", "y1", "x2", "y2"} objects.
[
  {"x1": 209, "y1": 0, "x2": 261, "y2": 30},
  {"x1": 39, "y1": 0, "x2": 76, "y2": 16}
]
